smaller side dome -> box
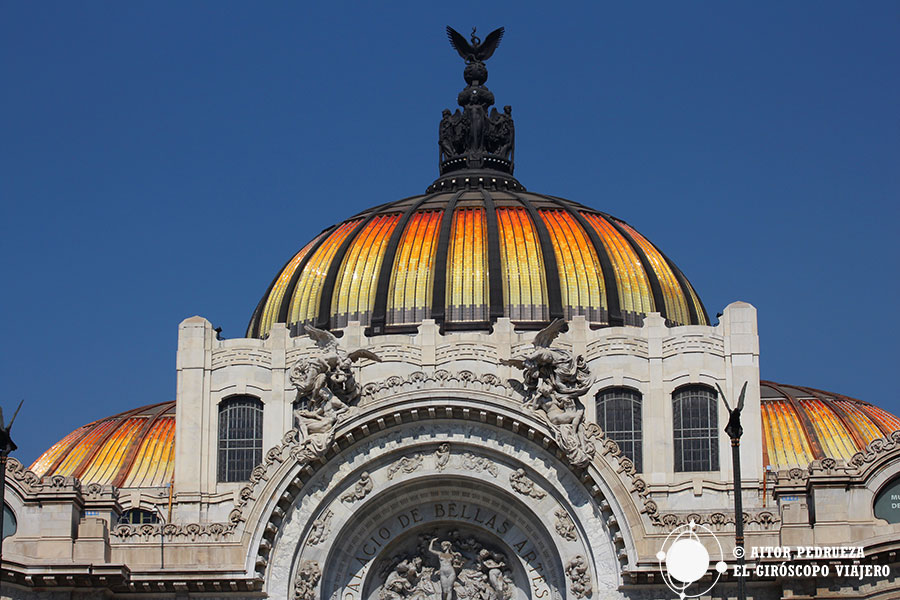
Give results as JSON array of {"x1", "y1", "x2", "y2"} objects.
[
  {"x1": 29, "y1": 401, "x2": 175, "y2": 488},
  {"x1": 760, "y1": 381, "x2": 900, "y2": 470}
]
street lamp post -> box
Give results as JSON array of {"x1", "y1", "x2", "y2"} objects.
[
  {"x1": 0, "y1": 401, "x2": 24, "y2": 568},
  {"x1": 718, "y1": 382, "x2": 747, "y2": 600}
]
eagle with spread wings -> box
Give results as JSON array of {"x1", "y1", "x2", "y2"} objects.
[{"x1": 446, "y1": 26, "x2": 505, "y2": 63}]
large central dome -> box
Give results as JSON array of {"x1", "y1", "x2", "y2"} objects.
[
  {"x1": 247, "y1": 28, "x2": 708, "y2": 338},
  {"x1": 247, "y1": 190, "x2": 708, "y2": 338}
]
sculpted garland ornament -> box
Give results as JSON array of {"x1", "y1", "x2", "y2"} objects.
[{"x1": 503, "y1": 319, "x2": 597, "y2": 467}]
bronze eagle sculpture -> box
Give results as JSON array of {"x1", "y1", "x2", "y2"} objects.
[{"x1": 446, "y1": 26, "x2": 504, "y2": 63}]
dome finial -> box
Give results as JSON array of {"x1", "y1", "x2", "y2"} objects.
[{"x1": 434, "y1": 26, "x2": 517, "y2": 190}]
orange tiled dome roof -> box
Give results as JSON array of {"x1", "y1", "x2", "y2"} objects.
[
  {"x1": 760, "y1": 381, "x2": 900, "y2": 470},
  {"x1": 246, "y1": 191, "x2": 709, "y2": 338},
  {"x1": 29, "y1": 401, "x2": 175, "y2": 488}
]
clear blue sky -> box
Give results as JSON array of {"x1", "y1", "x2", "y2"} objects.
[{"x1": 2, "y1": 2, "x2": 898, "y2": 464}]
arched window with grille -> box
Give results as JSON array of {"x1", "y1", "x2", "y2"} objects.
[
  {"x1": 596, "y1": 387, "x2": 643, "y2": 472},
  {"x1": 217, "y1": 396, "x2": 263, "y2": 482},
  {"x1": 673, "y1": 385, "x2": 719, "y2": 472}
]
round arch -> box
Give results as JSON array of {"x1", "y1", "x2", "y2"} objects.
[{"x1": 249, "y1": 411, "x2": 632, "y2": 600}]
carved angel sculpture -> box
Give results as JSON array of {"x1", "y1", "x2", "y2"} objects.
[
  {"x1": 290, "y1": 325, "x2": 380, "y2": 409},
  {"x1": 290, "y1": 325, "x2": 381, "y2": 459},
  {"x1": 502, "y1": 319, "x2": 596, "y2": 467}
]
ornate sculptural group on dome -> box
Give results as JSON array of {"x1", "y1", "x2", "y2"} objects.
[
  {"x1": 504, "y1": 319, "x2": 598, "y2": 467},
  {"x1": 438, "y1": 27, "x2": 516, "y2": 173},
  {"x1": 439, "y1": 105, "x2": 514, "y2": 164}
]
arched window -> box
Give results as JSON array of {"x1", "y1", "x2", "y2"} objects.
[
  {"x1": 673, "y1": 386, "x2": 719, "y2": 472},
  {"x1": 2, "y1": 503, "x2": 17, "y2": 540},
  {"x1": 596, "y1": 388, "x2": 642, "y2": 472},
  {"x1": 119, "y1": 508, "x2": 159, "y2": 525},
  {"x1": 217, "y1": 396, "x2": 263, "y2": 482}
]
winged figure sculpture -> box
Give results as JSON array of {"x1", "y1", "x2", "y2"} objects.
[
  {"x1": 0, "y1": 400, "x2": 23, "y2": 456},
  {"x1": 446, "y1": 26, "x2": 505, "y2": 63},
  {"x1": 291, "y1": 325, "x2": 381, "y2": 409},
  {"x1": 717, "y1": 381, "x2": 748, "y2": 439}
]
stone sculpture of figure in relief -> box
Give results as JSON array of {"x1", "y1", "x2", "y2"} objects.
[
  {"x1": 380, "y1": 531, "x2": 515, "y2": 600},
  {"x1": 290, "y1": 325, "x2": 381, "y2": 458},
  {"x1": 429, "y1": 538, "x2": 461, "y2": 600},
  {"x1": 381, "y1": 556, "x2": 434, "y2": 600},
  {"x1": 502, "y1": 318, "x2": 597, "y2": 467},
  {"x1": 478, "y1": 549, "x2": 511, "y2": 599}
]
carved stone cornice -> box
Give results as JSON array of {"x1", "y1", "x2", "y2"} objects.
[
  {"x1": 0, "y1": 559, "x2": 263, "y2": 594},
  {"x1": 4, "y1": 458, "x2": 41, "y2": 493},
  {"x1": 361, "y1": 369, "x2": 510, "y2": 404},
  {"x1": 4, "y1": 459, "x2": 89, "y2": 504},
  {"x1": 655, "y1": 510, "x2": 779, "y2": 531},
  {"x1": 111, "y1": 520, "x2": 231, "y2": 541}
]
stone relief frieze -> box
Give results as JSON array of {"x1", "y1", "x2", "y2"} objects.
[
  {"x1": 585, "y1": 336, "x2": 648, "y2": 360},
  {"x1": 377, "y1": 530, "x2": 514, "y2": 600},
  {"x1": 435, "y1": 342, "x2": 498, "y2": 365},
  {"x1": 660, "y1": 334, "x2": 724, "y2": 358},
  {"x1": 460, "y1": 452, "x2": 498, "y2": 478},
  {"x1": 341, "y1": 471, "x2": 374, "y2": 504},
  {"x1": 503, "y1": 319, "x2": 597, "y2": 468},
  {"x1": 368, "y1": 343, "x2": 423, "y2": 364},
  {"x1": 307, "y1": 509, "x2": 333, "y2": 546},
  {"x1": 434, "y1": 442, "x2": 451, "y2": 471},
  {"x1": 565, "y1": 555, "x2": 592, "y2": 598},
  {"x1": 508, "y1": 468, "x2": 546, "y2": 500},
  {"x1": 388, "y1": 454, "x2": 424, "y2": 480},
  {"x1": 656, "y1": 510, "x2": 778, "y2": 531},
  {"x1": 210, "y1": 348, "x2": 272, "y2": 369},
  {"x1": 361, "y1": 369, "x2": 510, "y2": 404},
  {"x1": 293, "y1": 560, "x2": 321, "y2": 600},
  {"x1": 555, "y1": 508, "x2": 577, "y2": 542}
]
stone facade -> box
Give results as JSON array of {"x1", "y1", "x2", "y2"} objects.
[{"x1": 3, "y1": 302, "x2": 900, "y2": 599}]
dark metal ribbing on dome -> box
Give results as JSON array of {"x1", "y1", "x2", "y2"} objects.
[
  {"x1": 479, "y1": 189, "x2": 506, "y2": 323},
  {"x1": 247, "y1": 282, "x2": 275, "y2": 338},
  {"x1": 42, "y1": 420, "x2": 98, "y2": 477},
  {"x1": 800, "y1": 386, "x2": 868, "y2": 451},
  {"x1": 429, "y1": 191, "x2": 466, "y2": 330},
  {"x1": 112, "y1": 402, "x2": 173, "y2": 488},
  {"x1": 368, "y1": 194, "x2": 439, "y2": 335},
  {"x1": 70, "y1": 404, "x2": 156, "y2": 481},
  {"x1": 767, "y1": 382, "x2": 825, "y2": 460},
  {"x1": 274, "y1": 224, "x2": 339, "y2": 335},
  {"x1": 542, "y1": 195, "x2": 624, "y2": 326},
  {"x1": 508, "y1": 192, "x2": 564, "y2": 321},
  {"x1": 604, "y1": 217, "x2": 668, "y2": 321},
  {"x1": 656, "y1": 246, "x2": 704, "y2": 325},
  {"x1": 247, "y1": 240, "x2": 319, "y2": 338},
  {"x1": 315, "y1": 213, "x2": 382, "y2": 330}
]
